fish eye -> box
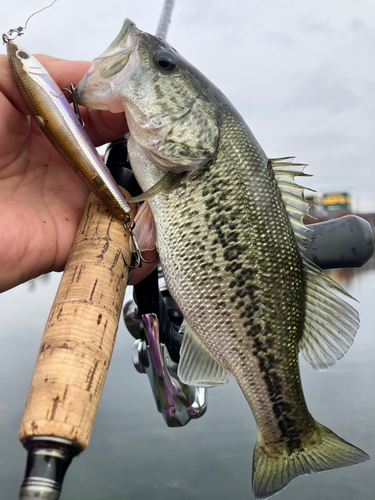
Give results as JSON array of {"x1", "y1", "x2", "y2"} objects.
[
  {"x1": 153, "y1": 50, "x2": 178, "y2": 73},
  {"x1": 16, "y1": 49, "x2": 30, "y2": 60}
]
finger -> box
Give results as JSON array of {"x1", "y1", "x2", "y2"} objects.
[
  {"x1": 36, "y1": 55, "x2": 91, "y2": 89},
  {"x1": 78, "y1": 107, "x2": 128, "y2": 147},
  {"x1": 0, "y1": 90, "x2": 30, "y2": 170},
  {"x1": 0, "y1": 54, "x2": 30, "y2": 116},
  {"x1": 0, "y1": 54, "x2": 91, "y2": 117},
  {"x1": 30, "y1": 55, "x2": 129, "y2": 145},
  {"x1": 1, "y1": 53, "x2": 128, "y2": 148}
]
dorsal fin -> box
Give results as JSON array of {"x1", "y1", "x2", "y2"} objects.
[
  {"x1": 270, "y1": 158, "x2": 360, "y2": 370},
  {"x1": 299, "y1": 257, "x2": 360, "y2": 371},
  {"x1": 270, "y1": 158, "x2": 313, "y2": 252}
]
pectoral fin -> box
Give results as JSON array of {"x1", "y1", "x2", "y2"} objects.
[{"x1": 126, "y1": 171, "x2": 182, "y2": 203}]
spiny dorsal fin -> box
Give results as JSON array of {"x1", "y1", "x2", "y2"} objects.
[
  {"x1": 270, "y1": 158, "x2": 314, "y2": 252},
  {"x1": 299, "y1": 257, "x2": 360, "y2": 371},
  {"x1": 270, "y1": 158, "x2": 360, "y2": 370},
  {"x1": 177, "y1": 320, "x2": 231, "y2": 387}
]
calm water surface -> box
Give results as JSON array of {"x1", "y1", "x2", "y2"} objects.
[{"x1": 1, "y1": 261, "x2": 374, "y2": 499}]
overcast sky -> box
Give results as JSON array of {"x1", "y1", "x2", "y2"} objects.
[{"x1": 2, "y1": 0, "x2": 374, "y2": 211}]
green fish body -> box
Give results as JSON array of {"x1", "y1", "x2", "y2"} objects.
[{"x1": 76, "y1": 20, "x2": 369, "y2": 498}]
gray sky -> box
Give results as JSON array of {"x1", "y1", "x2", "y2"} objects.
[{"x1": 2, "y1": 0, "x2": 374, "y2": 211}]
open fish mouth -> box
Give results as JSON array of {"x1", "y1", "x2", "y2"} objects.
[{"x1": 76, "y1": 19, "x2": 141, "y2": 112}]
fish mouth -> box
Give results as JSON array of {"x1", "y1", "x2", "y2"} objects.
[{"x1": 76, "y1": 19, "x2": 141, "y2": 112}]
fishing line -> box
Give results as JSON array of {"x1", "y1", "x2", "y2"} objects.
[
  {"x1": 2, "y1": 0, "x2": 58, "y2": 43},
  {"x1": 24, "y1": 0, "x2": 58, "y2": 30}
]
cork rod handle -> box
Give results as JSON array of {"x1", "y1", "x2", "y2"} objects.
[{"x1": 19, "y1": 190, "x2": 136, "y2": 450}]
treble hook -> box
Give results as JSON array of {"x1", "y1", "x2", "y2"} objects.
[
  {"x1": 139, "y1": 251, "x2": 158, "y2": 265},
  {"x1": 61, "y1": 84, "x2": 85, "y2": 127},
  {"x1": 122, "y1": 215, "x2": 158, "y2": 269},
  {"x1": 122, "y1": 215, "x2": 140, "y2": 269}
]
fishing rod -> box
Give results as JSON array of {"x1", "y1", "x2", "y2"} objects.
[
  {"x1": 15, "y1": 2, "x2": 176, "y2": 499},
  {"x1": 18, "y1": 152, "x2": 137, "y2": 500},
  {"x1": 155, "y1": 0, "x2": 175, "y2": 39}
]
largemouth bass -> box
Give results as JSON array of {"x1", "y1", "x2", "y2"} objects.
[
  {"x1": 76, "y1": 20, "x2": 369, "y2": 498},
  {"x1": 6, "y1": 40, "x2": 131, "y2": 220}
]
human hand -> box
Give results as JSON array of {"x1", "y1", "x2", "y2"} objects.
[{"x1": 0, "y1": 52, "x2": 155, "y2": 292}]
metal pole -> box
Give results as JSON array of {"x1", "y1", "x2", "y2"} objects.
[{"x1": 155, "y1": 0, "x2": 175, "y2": 39}]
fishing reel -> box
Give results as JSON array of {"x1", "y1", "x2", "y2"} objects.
[
  {"x1": 124, "y1": 268, "x2": 207, "y2": 427},
  {"x1": 106, "y1": 137, "x2": 374, "y2": 429},
  {"x1": 105, "y1": 138, "x2": 207, "y2": 428}
]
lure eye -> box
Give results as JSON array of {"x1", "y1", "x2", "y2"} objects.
[
  {"x1": 153, "y1": 50, "x2": 178, "y2": 73},
  {"x1": 16, "y1": 49, "x2": 30, "y2": 60}
]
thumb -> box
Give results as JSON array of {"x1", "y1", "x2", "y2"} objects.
[
  {"x1": 79, "y1": 106, "x2": 129, "y2": 147},
  {"x1": 2, "y1": 53, "x2": 128, "y2": 148}
]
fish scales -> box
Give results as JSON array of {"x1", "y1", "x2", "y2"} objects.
[
  {"x1": 76, "y1": 19, "x2": 369, "y2": 499},
  {"x1": 138, "y1": 104, "x2": 311, "y2": 449}
]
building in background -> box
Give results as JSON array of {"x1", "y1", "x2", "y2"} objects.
[{"x1": 322, "y1": 192, "x2": 352, "y2": 213}]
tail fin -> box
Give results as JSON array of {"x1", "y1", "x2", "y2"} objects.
[{"x1": 252, "y1": 422, "x2": 369, "y2": 499}]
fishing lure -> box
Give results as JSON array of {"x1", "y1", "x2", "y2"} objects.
[
  {"x1": 5, "y1": 36, "x2": 131, "y2": 221},
  {"x1": 2, "y1": 12, "x2": 156, "y2": 266}
]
